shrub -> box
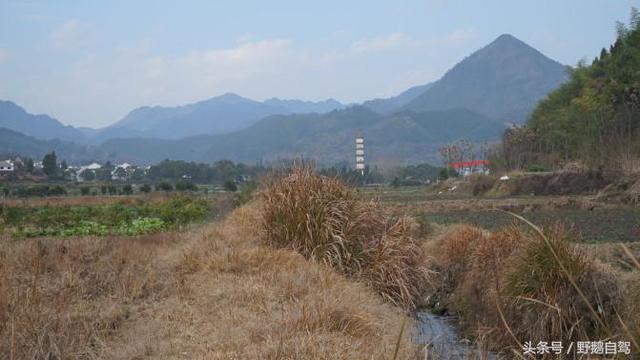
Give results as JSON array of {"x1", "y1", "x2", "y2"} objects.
[
  {"x1": 526, "y1": 164, "x2": 546, "y2": 172},
  {"x1": 122, "y1": 184, "x2": 133, "y2": 195},
  {"x1": 223, "y1": 180, "x2": 237, "y2": 192},
  {"x1": 13, "y1": 185, "x2": 67, "y2": 198},
  {"x1": 439, "y1": 167, "x2": 459, "y2": 179},
  {"x1": 139, "y1": 184, "x2": 151, "y2": 193},
  {"x1": 175, "y1": 180, "x2": 197, "y2": 191},
  {"x1": 156, "y1": 181, "x2": 173, "y2": 192},
  {"x1": 234, "y1": 180, "x2": 258, "y2": 206},
  {"x1": 261, "y1": 165, "x2": 431, "y2": 309},
  {"x1": 80, "y1": 186, "x2": 91, "y2": 196}
]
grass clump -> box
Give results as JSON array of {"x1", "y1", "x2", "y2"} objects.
[
  {"x1": 261, "y1": 165, "x2": 431, "y2": 309},
  {"x1": 504, "y1": 225, "x2": 623, "y2": 343},
  {"x1": 430, "y1": 222, "x2": 633, "y2": 352}
]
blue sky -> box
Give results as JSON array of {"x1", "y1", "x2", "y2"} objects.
[{"x1": 0, "y1": 0, "x2": 637, "y2": 127}]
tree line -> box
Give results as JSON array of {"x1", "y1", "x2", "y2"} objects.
[{"x1": 490, "y1": 8, "x2": 640, "y2": 174}]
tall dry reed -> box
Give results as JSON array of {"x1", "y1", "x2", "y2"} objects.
[{"x1": 261, "y1": 165, "x2": 432, "y2": 309}]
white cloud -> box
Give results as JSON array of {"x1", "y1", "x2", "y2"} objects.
[
  {"x1": 350, "y1": 32, "x2": 415, "y2": 54},
  {"x1": 444, "y1": 28, "x2": 479, "y2": 45},
  {"x1": 49, "y1": 19, "x2": 95, "y2": 50},
  {"x1": 9, "y1": 33, "x2": 459, "y2": 127}
]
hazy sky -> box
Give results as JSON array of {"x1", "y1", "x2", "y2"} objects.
[{"x1": 0, "y1": 0, "x2": 636, "y2": 128}]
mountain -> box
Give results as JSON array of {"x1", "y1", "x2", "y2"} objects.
[
  {"x1": 99, "y1": 106, "x2": 506, "y2": 165},
  {"x1": 263, "y1": 98, "x2": 345, "y2": 114},
  {"x1": 0, "y1": 100, "x2": 86, "y2": 142},
  {"x1": 0, "y1": 128, "x2": 106, "y2": 162},
  {"x1": 403, "y1": 34, "x2": 569, "y2": 123},
  {"x1": 92, "y1": 94, "x2": 346, "y2": 143},
  {"x1": 362, "y1": 82, "x2": 434, "y2": 114},
  {"x1": 92, "y1": 93, "x2": 289, "y2": 142}
]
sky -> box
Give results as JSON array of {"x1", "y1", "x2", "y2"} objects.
[{"x1": 0, "y1": 0, "x2": 637, "y2": 128}]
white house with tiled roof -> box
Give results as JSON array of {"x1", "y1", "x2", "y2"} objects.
[{"x1": 0, "y1": 160, "x2": 14, "y2": 178}]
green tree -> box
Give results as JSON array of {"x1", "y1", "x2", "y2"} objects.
[
  {"x1": 175, "y1": 179, "x2": 197, "y2": 191},
  {"x1": 42, "y1": 151, "x2": 57, "y2": 177},
  {"x1": 122, "y1": 184, "x2": 133, "y2": 195},
  {"x1": 156, "y1": 181, "x2": 173, "y2": 192},
  {"x1": 81, "y1": 169, "x2": 96, "y2": 181},
  {"x1": 140, "y1": 184, "x2": 152, "y2": 193},
  {"x1": 223, "y1": 180, "x2": 237, "y2": 192},
  {"x1": 24, "y1": 158, "x2": 34, "y2": 173}
]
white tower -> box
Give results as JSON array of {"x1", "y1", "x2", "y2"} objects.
[{"x1": 355, "y1": 135, "x2": 365, "y2": 175}]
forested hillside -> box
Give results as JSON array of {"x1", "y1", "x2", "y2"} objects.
[{"x1": 492, "y1": 9, "x2": 640, "y2": 173}]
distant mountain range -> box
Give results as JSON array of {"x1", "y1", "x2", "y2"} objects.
[
  {"x1": 99, "y1": 106, "x2": 505, "y2": 165},
  {"x1": 362, "y1": 83, "x2": 434, "y2": 115},
  {"x1": 0, "y1": 100, "x2": 86, "y2": 142},
  {"x1": 93, "y1": 93, "x2": 346, "y2": 142},
  {"x1": 0, "y1": 94, "x2": 347, "y2": 145},
  {"x1": 0, "y1": 33, "x2": 570, "y2": 165},
  {"x1": 0, "y1": 128, "x2": 108, "y2": 163}
]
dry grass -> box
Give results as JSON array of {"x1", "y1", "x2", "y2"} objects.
[
  {"x1": 154, "y1": 204, "x2": 418, "y2": 359},
  {"x1": 426, "y1": 222, "x2": 638, "y2": 355},
  {"x1": 0, "y1": 231, "x2": 181, "y2": 359},
  {"x1": 0, "y1": 200, "x2": 418, "y2": 359},
  {"x1": 261, "y1": 166, "x2": 432, "y2": 309},
  {"x1": 504, "y1": 225, "x2": 623, "y2": 343}
]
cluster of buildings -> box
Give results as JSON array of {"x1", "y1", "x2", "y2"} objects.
[
  {"x1": 448, "y1": 159, "x2": 491, "y2": 176},
  {"x1": 0, "y1": 157, "x2": 44, "y2": 179},
  {"x1": 0, "y1": 157, "x2": 148, "y2": 182},
  {"x1": 69, "y1": 162, "x2": 149, "y2": 182}
]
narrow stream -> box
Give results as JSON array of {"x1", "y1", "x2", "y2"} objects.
[{"x1": 414, "y1": 311, "x2": 499, "y2": 359}]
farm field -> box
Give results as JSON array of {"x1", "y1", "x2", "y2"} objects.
[
  {"x1": 1, "y1": 178, "x2": 639, "y2": 359},
  {"x1": 0, "y1": 191, "x2": 416, "y2": 359},
  {"x1": 360, "y1": 185, "x2": 640, "y2": 243},
  {"x1": 0, "y1": 193, "x2": 232, "y2": 238}
]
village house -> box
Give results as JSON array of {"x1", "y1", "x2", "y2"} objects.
[
  {"x1": 111, "y1": 162, "x2": 136, "y2": 181},
  {"x1": 448, "y1": 160, "x2": 491, "y2": 177},
  {"x1": 76, "y1": 162, "x2": 103, "y2": 182},
  {"x1": 0, "y1": 160, "x2": 14, "y2": 178}
]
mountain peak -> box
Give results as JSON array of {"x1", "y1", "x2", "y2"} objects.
[
  {"x1": 486, "y1": 33, "x2": 535, "y2": 51},
  {"x1": 218, "y1": 92, "x2": 243, "y2": 99},
  {"x1": 402, "y1": 34, "x2": 569, "y2": 123},
  {"x1": 493, "y1": 33, "x2": 520, "y2": 43}
]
